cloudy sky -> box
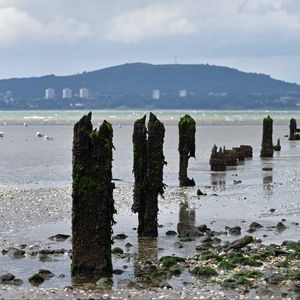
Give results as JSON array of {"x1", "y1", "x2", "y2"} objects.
[{"x1": 0, "y1": 0, "x2": 300, "y2": 83}]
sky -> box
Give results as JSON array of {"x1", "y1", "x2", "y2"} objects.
[{"x1": 0, "y1": 0, "x2": 300, "y2": 83}]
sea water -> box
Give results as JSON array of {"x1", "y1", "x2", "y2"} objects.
[{"x1": 0, "y1": 110, "x2": 299, "y2": 289}]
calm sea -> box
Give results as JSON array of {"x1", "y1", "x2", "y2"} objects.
[{"x1": 0, "y1": 109, "x2": 298, "y2": 188}]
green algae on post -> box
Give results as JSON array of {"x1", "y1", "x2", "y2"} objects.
[
  {"x1": 132, "y1": 113, "x2": 166, "y2": 237},
  {"x1": 260, "y1": 115, "x2": 273, "y2": 158},
  {"x1": 72, "y1": 112, "x2": 115, "y2": 276},
  {"x1": 178, "y1": 114, "x2": 196, "y2": 186}
]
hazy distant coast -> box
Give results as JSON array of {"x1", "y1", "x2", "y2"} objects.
[{"x1": 1, "y1": 63, "x2": 300, "y2": 110}]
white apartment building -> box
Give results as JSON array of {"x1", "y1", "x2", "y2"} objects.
[
  {"x1": 45, "y1": 88, "x2": 55, "y2": 99},
  {"x1": 62, "y1": 88, "x2": 72, "y2": 99},
  {"x1": 179, "y1": 89, "x2": 187, "y2": 98},
  {"x1": 79, "y1": 88, "x2": 89, "y2": 99},
  {"x1": 152, "y1": 89, "x2": 160, "y2": 100}
]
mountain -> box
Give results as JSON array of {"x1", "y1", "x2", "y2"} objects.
[{"x1": 0, "y1": 63, "x2": 300, "y2": 109}]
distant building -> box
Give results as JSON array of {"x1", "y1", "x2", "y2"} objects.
[
  {"x1": 79, "y1": 88, "x2": 89, "y2": 99},
  {"x1": 179, "y1": 90, "x2": 187, "y2": 98},
  {"x1": 62, "y1": 88, "x2": 72, "y2": 99},
  {"x1": 152, "y1": 89, "x2": 160, "y2": 100},
  {"x1": 45, "y1": 88, "x2": 55, "y2": 99}
]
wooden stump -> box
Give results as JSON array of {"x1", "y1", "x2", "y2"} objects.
[
  {"x1": 72, "y1": 112, "x2": 115, "y2": 276},
  {"x1": 132, "y1": 113, "x2": 166, "y2": 237},
  {"x1": 260, "y1": 116, "x2": 273, "y2": 158},
  {"x1": 178, "y1": 115, "x2": 196, "y2": 186}
]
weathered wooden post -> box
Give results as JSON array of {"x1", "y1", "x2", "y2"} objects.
[
  {"x1": 289, "y1": 118, "x2": 300, "y2": 140},
  {"x1": 209, "y1": 145, "x2": 226, "y2": 171},
  {"x1": 132, "y1": 113, "x2": 166, "y2": 237},
  {"x1": 132, "y1": 115, "x2": 148, "y2": 237},
  {"x1": 260, "y1": 116, "x2": 273, "y2": 158},
  {"x1": 72, "y1": 112, "x2": 115, "y2": 276},
  {"x1": 178, "y1": 114, "x2": 196, "y2": 186}
]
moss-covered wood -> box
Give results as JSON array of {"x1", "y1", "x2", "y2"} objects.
[
  {"x1": 132, "y1": 115, "x2": 147, "y2": 235},
  {"x1": 132, "y1": 113, "x2": 166, "y2": 237},
  {"x1": 178, "y1": 114, "x2": 196, "y2": 186},
  {"x1": 72, "y1": 112, "x2": 115, "y2": 276},
  {"x1": 289, "y1": 118, "x2": 300, "y2": 140},
  {"x1": 260, "y1": 116, "x2": 273, "y2": 158}
]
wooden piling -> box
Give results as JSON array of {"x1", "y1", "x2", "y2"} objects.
[{"x1": 72, "y1": 112, "x2": 115, "y2": 276}]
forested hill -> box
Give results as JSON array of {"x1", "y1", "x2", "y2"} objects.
[{"x1": 0, "y1": 63, "x2": 300, "y2": 109}]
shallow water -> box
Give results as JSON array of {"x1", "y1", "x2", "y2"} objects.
[{"x1": 0, "y1": 111, "x2": 299, "y2": 291}]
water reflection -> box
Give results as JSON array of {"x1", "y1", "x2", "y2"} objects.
[
  {"x1": 177, "y1": 191, "x2": 197, "y2": 237},
  {"x1": 134, "y1": 237, "x2": 158, "y2": 278},
  {"x1": 210, "y1": 172, "x2": 226, "y2": 191},
  {"x1": 263, "y1": 173, "x2": 273, "y2": 196}
]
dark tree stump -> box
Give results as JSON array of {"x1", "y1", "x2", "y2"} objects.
[
  {"x1": 260, "y1": 116, "x2": 273, "y2": 158},
  {"x1": 178, "y1": 115, "x2": 196, "y2": 186},
  {"x1": 72, "y1": 112, "x2": 115, "y2": 276},
  {"x1": 132, "y1": 113, "x2": 166, "y2": 237}
]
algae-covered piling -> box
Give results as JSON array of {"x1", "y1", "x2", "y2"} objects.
[
  {"x1": 260, "y1": 116, "x2": 273, "y2": 158},
  {"x1": 132, "y1": 113, "x2": 166, "y2": 237},
  {"x1": 72, "y1": 112, "x2": 115, "y2": 276},
  {"x1": 178, "y1": 115, "x2": 196, "y2": 186}
]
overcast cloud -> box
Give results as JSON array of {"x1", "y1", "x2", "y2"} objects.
[{"x1": 0, "y1": 0, "x2": 300, "y2": 83}]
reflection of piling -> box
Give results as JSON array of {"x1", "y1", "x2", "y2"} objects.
[
  {"x1": 72, "y1": 112, "x2": 115, "y2": 276},
  {"x1": 260, "y1": 116, "x2": 273, "y2": 158},
  {"x1": 132, "y1": 113, "x2": 166, "y2": 237},
  {"x1": 209, "y1": 145, "x2": 226, "y2": 171},
  {"x1": 289, "y1": 119, "x2": 300, "y2": 140},
  {"x1": 178, "y1": 115, "x2": 196, "y2": 186},
  {"x1": 134, "y1": 237, "x2": 158, "y2": 278}
]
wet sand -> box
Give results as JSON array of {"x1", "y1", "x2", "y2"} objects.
[{"x1": 0, "y1": 182, "x2": 299, "y2": 299}]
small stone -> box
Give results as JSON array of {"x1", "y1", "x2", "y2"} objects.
[
  {"x1": 8, "y1": 247, "x2": 25, "y2": 259},
  {"x1": 0, "y1": 273, "x2": 15, "y2": 282},
  {"x1": 113, "y1": 269, "x2": 124, "y2": 275},
  {"x1": 38, "y1": 269, "x2": 54, "y2": 279},
  {"x1": 102, "y1": 294, "x2": 110, "y2": 300},
  {"x1": 125, "y1": 242, "x2": 133, "y2": 248},
  {"x1": 1, "y1": 249, "x2": 8, "y2": 255},
  {"x1": 249, "y1": 222, "x2": 264, "y2": 229},
  {"x1": 11, "y1": 279, "x2": 23, "y2": 286},
  {"x1": 269, "y1": 208, "x2": 276, "y2": 213},
  {"x1": 276, "y1": 222, "x2": 286, "y2": 231},
  {"x1": 48, "y1": 234, "x2": 70, "y2": 242},
  {"x1": 96, "y1": 277, "x2": 113, "y2": 288},
  {"x1": 229, "y1": 226, "x2": 241, "y2": 235},
  {"x1": 28, "y1": 274, "x2": 44, "y2": 286},
  {"x1": 112, "y1": 247, "x2": 124, "y2": 255},
  {"x1": 166, "y1": 230, "x2": 177, "y2": 236},
  {"x1": 113, "y1": 233, "x2": 128, "y2": 240},
  {"x1": 197, "y1": 224, "x2": 208, "y2": 232}
]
